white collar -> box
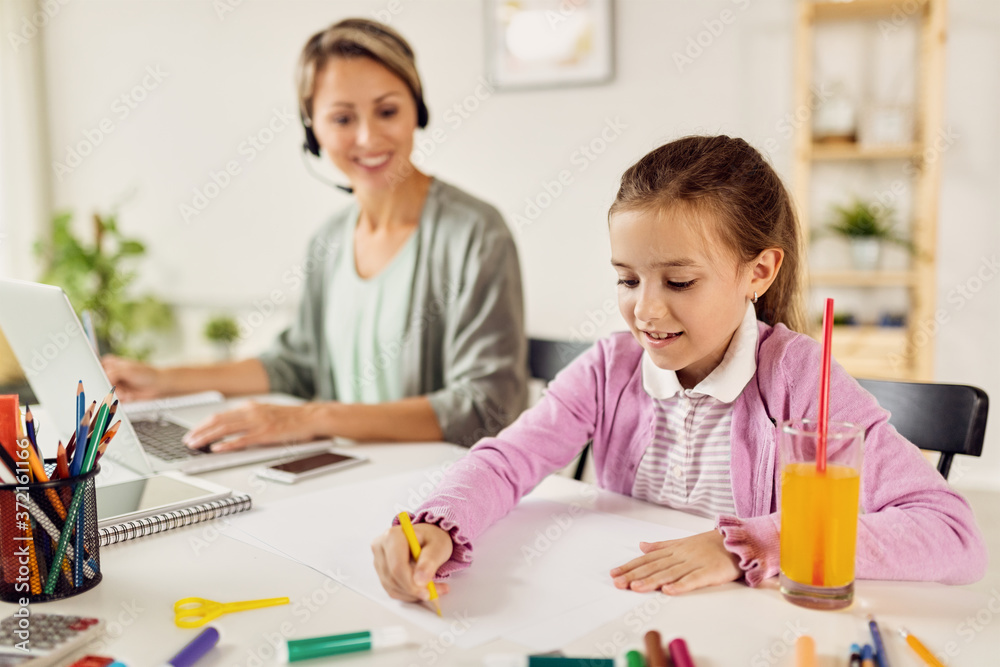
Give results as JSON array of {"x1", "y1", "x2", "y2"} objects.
[{"x1": 641, "y1": 301, "x2": 759, "y2": 403}]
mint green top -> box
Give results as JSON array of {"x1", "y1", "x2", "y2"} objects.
[
  {"x1": 258, "y1": 178, "x2": 527, "y2": 446},
  {"x1": 326, "y1": 217, "x2": 418, "y2": 403}
]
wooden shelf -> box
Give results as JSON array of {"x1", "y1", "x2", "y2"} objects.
[
  {"x1": 808, "y1": 326, "x2": 915, "y2": 380},
  {"x1": 810, "y1": 142, "x2": 921, "y2": 161},
  {"x1": 794, "y1": 0, "x2": 945, "y2": 380},
  {"x1": 809, "y1": 270, "x2": 916, "y2": 287},
  {"x1": 810, "y1": 0, "x2": 929, "y2": 21}
]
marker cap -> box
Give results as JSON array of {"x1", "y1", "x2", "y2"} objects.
[
  {"x1": 371, "y1": 625, "x2": 409, "y2": 648},
  {"x1": 483, "y1": 656, "x2": 527, "y2": 667},
  {"x1": 159, "y1": 627, "x2": 220, "y2": 667}
]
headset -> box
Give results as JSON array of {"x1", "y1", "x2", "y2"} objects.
[{"x1": 299, "y1": 21, "x2": 430, "y2": 194}]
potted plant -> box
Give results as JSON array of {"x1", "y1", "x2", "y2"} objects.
[
  {"x1": 35, "y1": 209, "x2": 173, "y2": 359},
  {"x1": 826, "y1": 198, "x2": 913, "y2": 270},
  {"x1": 204, "y1": 315, "x2": 240, "y2": 360}
]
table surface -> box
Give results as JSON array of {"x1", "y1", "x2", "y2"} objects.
[{"x1": 2, "y1": 442, "x2": 998, "y2": 666}]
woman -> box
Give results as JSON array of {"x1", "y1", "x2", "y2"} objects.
[{"x1": 104, "y1": 19, "x2": 527, "y2": 450}]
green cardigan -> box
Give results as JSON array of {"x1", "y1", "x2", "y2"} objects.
[{"x1": 258, "y1": 178, "x2": 528, "y2": 446}]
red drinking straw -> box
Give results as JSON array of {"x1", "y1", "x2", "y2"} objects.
[{"x1": 816, "y1": 297, "x2": 835, "y2": 474}]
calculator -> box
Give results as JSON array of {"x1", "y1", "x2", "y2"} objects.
[{"x1": 0, "y1": 613, "x2": 105, "y2": 666}]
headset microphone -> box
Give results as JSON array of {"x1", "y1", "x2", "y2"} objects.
[{"x1": 300, "y1": 113, "x2": 354, "y2": 194}]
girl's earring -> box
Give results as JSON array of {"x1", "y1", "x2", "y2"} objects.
[{"x1": 752, "y1": 291, "x2": 759, "y2": 304}]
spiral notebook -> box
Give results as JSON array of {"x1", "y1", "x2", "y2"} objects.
[{"x1": 98, "y1": 492, "x2": 252, "y2": 546}]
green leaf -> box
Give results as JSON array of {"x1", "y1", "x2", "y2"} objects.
[{"x1": 35, "y1": 206, "x2": 173, "y2": 358}]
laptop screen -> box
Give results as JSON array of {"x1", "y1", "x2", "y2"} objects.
[{"x1": 0, "y1": 278, "x2": 153, "y2": 480}]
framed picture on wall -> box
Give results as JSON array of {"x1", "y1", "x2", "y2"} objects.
[{"x1": 485, "y1": 0, "x2": 614, "y2": 90}]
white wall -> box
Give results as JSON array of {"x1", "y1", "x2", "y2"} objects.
[{"x1": 4, "y1": 0, "x2": 998, "y2": 488}]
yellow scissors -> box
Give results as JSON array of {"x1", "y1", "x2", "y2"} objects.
[{"x1": 173, "y1": 596, "x2": 290, "y2": 628}]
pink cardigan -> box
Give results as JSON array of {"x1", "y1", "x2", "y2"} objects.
[{"x1": 413, "y1": 322, "x2": 988, "y2": 586}]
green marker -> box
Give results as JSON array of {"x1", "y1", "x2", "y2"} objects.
[
  {"x1": 278, "y1": 627, "x2": 408, "y2": 662},
  {"x1": 626, "y1": 650, "x2": 646, "y2": 667}
]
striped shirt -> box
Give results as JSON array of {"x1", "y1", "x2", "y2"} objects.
[{"x1": 631, "y1": 302, "x2": 759, "y2": 518}]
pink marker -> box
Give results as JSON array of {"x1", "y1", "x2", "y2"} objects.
[{"x1": 668, "y1": 638, "x2": 695, "y2": 667}]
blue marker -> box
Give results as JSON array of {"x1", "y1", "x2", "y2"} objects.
[
  {"x1": 867, "y1": 615, "x2": 890, "y2": 667},
  {"x1": 278, "y1": 627, "x2": 408, "y2": 662}
]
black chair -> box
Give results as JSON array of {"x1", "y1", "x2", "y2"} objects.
[
  {"x1": 528, "y1": 338, "x2": 593, "y2": 384},
  {"x1": 857, "y1": 378, "x2": 989, "y2": 479},
  {"x1": 527, "y1": 338, "x2": 593, "y2": 480}
]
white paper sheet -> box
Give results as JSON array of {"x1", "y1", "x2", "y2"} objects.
[{"x1": 226, "y1": 468, "x2": 693, "y2": 650}]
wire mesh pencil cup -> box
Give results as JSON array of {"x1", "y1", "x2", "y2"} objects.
[{"x1": 0, "y1": 461, "x2": 102, "y2": 603}]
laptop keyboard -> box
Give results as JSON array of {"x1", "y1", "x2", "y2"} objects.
[{"x1": 131, "y1": 419, "x2": 206, "y2": 461}]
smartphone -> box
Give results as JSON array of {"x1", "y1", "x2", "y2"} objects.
[{"x1": 255, "y1": 449, "x2": 368, "y2": 484}]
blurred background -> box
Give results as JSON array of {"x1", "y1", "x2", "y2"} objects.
[{"x1": 0, "y1": 0, "x2": 997, "y2": 488}]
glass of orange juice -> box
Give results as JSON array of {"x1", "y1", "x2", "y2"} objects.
[{"x1": 779, "y1": 419, "x2": 863, "y2": 610}]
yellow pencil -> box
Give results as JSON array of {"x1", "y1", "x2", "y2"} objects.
[
  {"x1": 397, "y1": 512, "x2": 442, "y2": 616},
  {"x1": 898, "y1": 628, "x2": 946, "y2": 667}
]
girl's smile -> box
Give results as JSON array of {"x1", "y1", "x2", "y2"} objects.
[{"x1": 610, "y1": 204, "x2": 780, "y2": 389}]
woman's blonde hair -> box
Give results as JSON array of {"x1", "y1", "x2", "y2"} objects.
[
  {"x1": 610, "y1": 135, "x2": 806, "y2": 332},
  {"x1": 295, "y1": 18, "x2": 428, "y2": 127}
]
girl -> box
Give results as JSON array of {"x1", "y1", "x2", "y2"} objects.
[
  {"x1": 371, "y1": 135, "x2": 986, "y2": 601},
  {"x1": 104, "y1": 19, "x2": 527, "y2": 450}
]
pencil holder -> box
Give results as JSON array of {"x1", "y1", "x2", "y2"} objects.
[{"x1": 0, "y1": 461, "x2": 102, "y2": 603}]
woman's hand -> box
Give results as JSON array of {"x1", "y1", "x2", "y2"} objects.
[
  {"x1": 372, "y1": 522, "x2": 453, "y2": 603},
  {"x1": 182, "y1": 402, "x2": 325, "y2": 451},
  {"x1": 101, "y1": 355, "x2": 166, "y2": 401},
  {"x1": 609, "y1": 530, "x2": 742, "y2": 595}
]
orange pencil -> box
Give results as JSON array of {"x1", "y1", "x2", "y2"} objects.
[
  {"x1": 55, "y1": 441, "x2": 72, "y2": 507},
  {"x1": 21, "y1": 439, "x2": 67, "y2": 519},
  {"x1": 23, "y1": 519, "x2": 42, "y2": 595},
  {"x1": 55, "y1": 442, "x2": 70, "y2": 480},
  {"x1": 899, "y1": 628, "x2": 946, "y2": 667},
  {"x1": 95, "y1": 421, "x2": 121, "y2": 462}
]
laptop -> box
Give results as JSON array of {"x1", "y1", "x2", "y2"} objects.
[{"x1": 0, "y1": 278, "x2": 329, "y2": 478}]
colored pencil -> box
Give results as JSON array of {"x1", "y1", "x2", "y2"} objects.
[
  {"x1": 55, "y1": 442, "x2": 70, "y2": 480},
  {"x1": 397, "y1": 512, "x2": 442, "y2": 616},
  {"x1": 95, "y1": 421, "x2": 120, "y2": 463},
  {"x1": 26, "y1": 496, "x2": 96, "y2": 579},
  {"x1": 24, "y1": 406, "x2": 41, "y2": 459},
  {"x1": 23, "y1": 518, "x2": 42, "y2": 594},
  {"x1": 70, "y1": 402, "x2": 95, "y2": 475},
  {"x1": 868, "y1": 615, "x2": 890, "y2": 667},
  {"x1": 898, "y1": 629, "x2": 945, "y2": 667}
]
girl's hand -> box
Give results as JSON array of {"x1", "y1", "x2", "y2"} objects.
[
  {"x1": 182, "y1": 402, "x2": 323, "y2": 451},
  {"x1": 609, "y1": 530, "x2": 742, "y2": 595},
  {"x1": 372, "y1": 522, "x2": 453, "y2": 603},
  {"x1": 101, "y1": 355, "x2": 165, "y2": 401}
]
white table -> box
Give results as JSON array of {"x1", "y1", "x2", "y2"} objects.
[{"x1": 3, "y1": 443, "x2": 998, "y2": 665}]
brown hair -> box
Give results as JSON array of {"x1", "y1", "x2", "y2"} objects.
[
  {"x1": 295, "y1": 18, "x2": 428, "y2": 127},
  {"x1": 609, "y1": 135, "x2": 805, "y2": 332}
]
